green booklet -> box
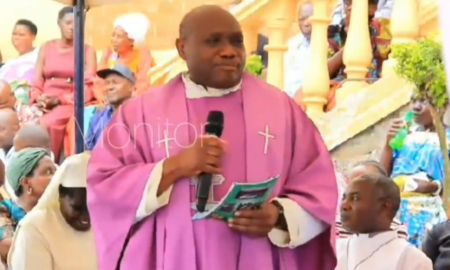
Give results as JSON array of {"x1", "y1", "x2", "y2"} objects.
[{"x1": 192, "y1": 175, "x2": 279, "y2": 220}]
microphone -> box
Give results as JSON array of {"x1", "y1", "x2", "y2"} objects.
[{"x1": 196, "y1": 111, "x2": 224, "y2": 212}]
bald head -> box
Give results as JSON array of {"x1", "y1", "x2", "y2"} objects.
[
  {"x1": 0, "y1": 81, "x2": 10, "y2": 92},
  {"x1": 14, "y1": 124, "x2": 51, "y2": 152},
  {"x1": 179, "y1": 5, "x2": 239, "y2": 39},
  {"x1": 0, "y1": 108, "x2": 19, "y2": 150},
  {"x1": 0, "y1": 108, "x2": 19, "y2": 125},
  {"x1": 176, "y1": 5, "x2": 245, "y2": 89},
  {"x1": 0, "y1": 81, "x2": 15, "y2": 110},
  {"x1": 298, "y1": 2, "x2": 313, "y2": 36},
  {"x1": 298, "y1": 2, "x2": 313, "y2": 16}
]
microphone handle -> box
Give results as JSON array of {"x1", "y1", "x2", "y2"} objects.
[{"x1": 196, "y1": 172, "x2": 213, "y2": 212}]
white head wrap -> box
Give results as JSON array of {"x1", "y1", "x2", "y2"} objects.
[
  {"x1": 113, "y1": 13, "x2": 150, "y2": 47},
  {"x1": 32, "y1": 151, "x2": 91, "y2": 212}
]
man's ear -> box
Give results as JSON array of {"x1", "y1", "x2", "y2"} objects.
[
  {"x1": 175, "y1": 38, "x2": 186, "y2": 60},
  {"x1": 382, "y1": 199, "x2": 392, "y2": 215}
]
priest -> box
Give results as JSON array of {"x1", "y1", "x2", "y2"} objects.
[{"x1": 87, "y1": 5, "x2": 337, "y2": 270}]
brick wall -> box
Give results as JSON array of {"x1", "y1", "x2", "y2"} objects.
[
  {"x1": 85, "y1": 0, "x2": 233, "y2": 51},
  {"x1": 331, "y1": 104, "x2": 410, "y2": 174}
]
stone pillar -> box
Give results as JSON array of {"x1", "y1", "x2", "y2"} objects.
[
  {"x1": 301, "y1": 0, "x2": 331, "y2": 118},
  {"x1": 265, "y1": 0, "x2": 294, "y2": 89},
  {"x1": 336, "y1": 0, "x2": 373, "y2": 102},
  {"x1": 391, "y1": 0, "x2": 420, "y2": 44},
  {"x1": 382, "y1": 0, "x2": 420, "y2": 77},
  {"x1": 242, "y1": 25, "x2": 258, "y2": 55}
]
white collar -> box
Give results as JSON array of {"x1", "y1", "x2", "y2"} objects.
[
  {"x1": 287, "y1": 33, "x2": 310, "y2": 49},
  {"x1": 181, "y1": 72, "x2": 242, "y2": 99},
  {"x1": 352, "y1": 230, "x2": 397, "y2": 242}
]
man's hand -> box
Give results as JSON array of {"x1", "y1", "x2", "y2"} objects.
[
  {"x1": 386, "y1": 118, "x2": 405, "y2": 146},
  {"x1": 227, "y1": 203, "x2": 279, "y2": 237},
  {"x1": 173, "y1": 135, "x2": 226, "y2": 179}
]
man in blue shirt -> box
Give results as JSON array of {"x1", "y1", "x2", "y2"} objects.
[{"x1": 86, "y1": 64, "x2": 134, "y2": 150}]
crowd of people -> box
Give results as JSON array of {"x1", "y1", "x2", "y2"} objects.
[
  {"x1": 0, "y1": 7, "x2": 153, "y2": 163},
  {"x1": 285, "y1": 0, "x2": 392, "y2": 111},
  {"x1": 0, "y1": 1, "x2": 447, "y2": 270}
]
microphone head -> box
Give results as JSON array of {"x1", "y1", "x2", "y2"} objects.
[
  {"x1": 205, "y1": 111, "x2": 224, "y2": 137},
  {"x1": 207, "y1": 111, "x2": 224, "y2": 124}
]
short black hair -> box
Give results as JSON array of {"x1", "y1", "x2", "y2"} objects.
[
  {"x1": 354, "y1": 160, "x2": 388, "y2": 176},
  {"x1": 58, "y1": 185, "x2": 87, "y2": 199},
  {"x1": 15, "y1": 19, "x2": 38, "y2": 36},
  {"x1": 58, "y1": 6, "x2": 74, "y2": 21},
  {"x1": 356, "y1": 174, "x2": 400, "y2": 218},
  {"x1": 369, "y1": 0, "x2": 379, "y2": 5}
]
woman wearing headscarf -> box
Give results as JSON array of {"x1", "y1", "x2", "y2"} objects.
[
  {"x1": 0, "y1": 148, "x2": 54, "y2": 263},
  {"x1": 8, "y1": 152, "x2": 96, "y2": 270},
  {"x1": 94, "y1": 12, "x2": 153, "y2": 101},
  {"x1": 64, "y1": 13, "x2": 154, "y2": 157}
]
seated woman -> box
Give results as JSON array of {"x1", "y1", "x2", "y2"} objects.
[
  {"x1": 336, "y1": 160, "x2": 408, "y2": 240},
  {"x1": 64, "y1": 13, "x2": 152, "y2": 157},
  {"x1": 294, "y1": 0, "x2": 391, "y2": 112},
  {"x1": 29, "y1": 6, "x2": 96, "y2": 163},
  {"x1": 380, "y1": 97, "x2": 448, "y2": 247},
  {"x1": 0, "y1": 19, "x2": 39, "y2": 106},
  {"x1": 94, "y1": 13, "x2": 153, "y2": 102},
  {"x1": 8, "y1": 152, "x2": 97, "y2": 270},
  {"x1": 0, "y1": 148, "x2": 55, "y2": 263}
]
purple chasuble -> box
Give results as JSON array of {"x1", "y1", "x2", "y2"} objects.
[{"x1": 87, "y1": 73, "x2": 337, "y2": 270}]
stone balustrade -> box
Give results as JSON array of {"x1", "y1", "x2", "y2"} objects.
[{"x1": 248, "y1": 0, "x2": 422, "y2": 118}]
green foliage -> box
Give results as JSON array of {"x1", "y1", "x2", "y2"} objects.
[
  {"x1": 244, "y1": 54, "x2": 263, "y2": 77},
  {"x1": 392, "y1": 39, "x2": 448, "y2": 110}
]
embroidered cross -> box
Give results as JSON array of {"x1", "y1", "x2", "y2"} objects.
[
  {"x1": 190, "y1": 174, "x2": 225, "y2": 206},
  {"x1": 157, "y1": 130, "x2": 175, "y2": 158},
  {"x1": 258, "y1": 125, "x2": 275, "y2": 154}
]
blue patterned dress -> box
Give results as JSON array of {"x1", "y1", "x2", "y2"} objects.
[
  {"x1": 391, "y1": 128, "x2": 450, "y2": 247},
  {"x1": 0, "y1": 198, "x2": 26, "y2": 240}
]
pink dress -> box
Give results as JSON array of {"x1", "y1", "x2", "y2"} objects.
[{"x1": 29, "y1": 40, "x2": 95, "y2": 162}]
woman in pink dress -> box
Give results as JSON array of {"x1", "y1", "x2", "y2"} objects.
[{"x1": 28, "y1": 6, "x2": 97, "y2": 163}]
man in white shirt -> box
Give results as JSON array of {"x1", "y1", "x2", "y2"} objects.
[
  {"x1": 336, "y1": 173, "x2": 432, "y2": 270},
  {"x1": 284, "y1": 2, "x2": 313, "y2": 98}
]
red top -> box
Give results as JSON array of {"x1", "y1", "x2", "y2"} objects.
[{"x1": 29, "y1": 40, "x2": 95, "y2": 105}]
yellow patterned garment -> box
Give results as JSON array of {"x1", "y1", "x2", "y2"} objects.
[
  {"x1": 393, "y1": 175, "x2": 431, "y2": 198},
  {"x1": 376, "y1": 18, "x2": 392, "y2": 60},
  {"x1": 327, "y1": 18, "x2": 392, "y2": 79}
]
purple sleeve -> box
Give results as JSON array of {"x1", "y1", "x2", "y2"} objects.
[
  {"x1": 283, "y1": 98, "x2": 338, "y2": 226},
  {"x1": 87, "y1": 99, "x2": 157, "y2": 269}
]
